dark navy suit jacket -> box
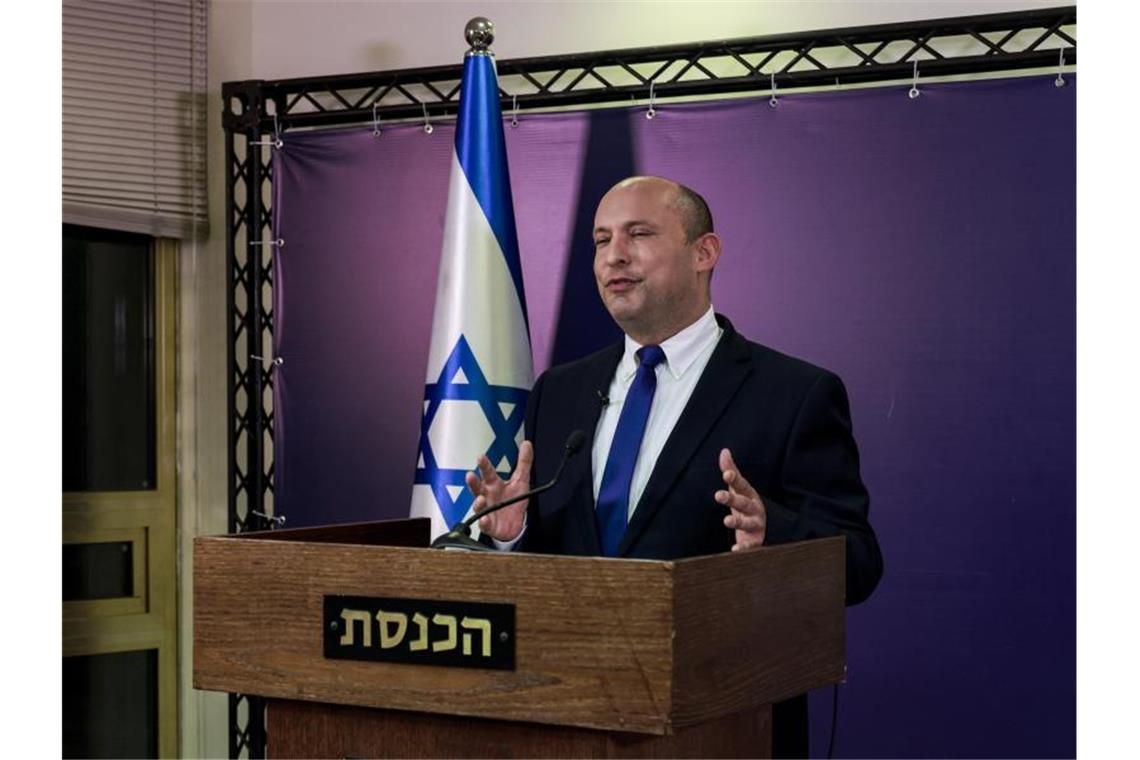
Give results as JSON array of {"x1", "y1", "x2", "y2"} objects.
[
  {"x1": 519, "y1": 315, "x2": 882, "y2": 603},
  {"x1": 516, "y1": 314, "x2": 883, "y2": 757}
]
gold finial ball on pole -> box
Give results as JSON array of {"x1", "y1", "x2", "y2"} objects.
[{"x1": 465, "y1": 17, "x2": 494, "y2": 52}]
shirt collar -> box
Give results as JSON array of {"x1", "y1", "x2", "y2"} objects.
[{"x1": 618, "y1": 305, "x2": 721, "y2": 381}]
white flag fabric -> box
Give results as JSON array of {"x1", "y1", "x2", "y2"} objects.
[{"x1": 410, "y1": 52, "x2": 534, "y2": 539}]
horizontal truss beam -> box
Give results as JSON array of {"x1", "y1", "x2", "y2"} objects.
[{"x1": 223, "y1": 6, "x2": 1076, "y2": 134}]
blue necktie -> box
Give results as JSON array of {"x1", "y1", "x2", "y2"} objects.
[{"x1": 596, "y1": 345, "x2": 667, "y2": 557}]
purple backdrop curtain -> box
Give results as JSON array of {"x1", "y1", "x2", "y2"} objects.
[{"x1": 271, "y1": 76, "x2": 1075, "y2": 758}]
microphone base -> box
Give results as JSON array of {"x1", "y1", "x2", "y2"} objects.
[{"x1": 430, "y1": 530, "x2": 494, "y2": 551}]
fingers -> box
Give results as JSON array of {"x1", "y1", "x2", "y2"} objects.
[
  {"x1": 719, "y1": 448, "x2": 759, "y2": 500},
  {"x1": 514, "y1": 440, "x2": 534, "y2": 483},
  {"x1": 726, "y1": 507, "x2": 766, "y2": 552},
  {"x1": 717, "y1": 448, "x2": 767, "y2": 552},
  {"x1": 718, "y1": 447, "x2": 737, "y2": 476},
  {"x1": 478, "y1": 500, "x2": 525, "y2": 540},
  {"x1": 465, "y1": 470, "x2": 482, "y2": 498},
  {"x1": 715, "y1": 487, "x2": 760, "y2": 516},
  {"x1": 722, "y1": 510, "x2": 764, "y2": 533},
  {"x1": 730, "y1": 536, "x2": 764, "y2": 552},
  {"x1": 468, "y1": 443, "x2": 533, "y2": 539},
  {"x1": 476, "y1": 454, "x2": 499, "y2": 485},
  {"x1": 478, "y1": 511, "x2": 500, "y2": 533}
]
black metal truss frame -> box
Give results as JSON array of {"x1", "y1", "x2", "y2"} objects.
[
  {"x1": 221, "y1": 6, "x2": 1074, "y2": 757},
  {"x1": 224, "y1": 6, "x2": 1075, "y2": 136}
]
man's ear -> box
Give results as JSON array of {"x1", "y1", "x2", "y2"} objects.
[{"x1": 692, "y1": 232, "x2": 722, "y2": 273}]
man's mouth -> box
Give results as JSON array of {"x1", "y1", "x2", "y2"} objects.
[{"x1": 605, "y1": 277, "x2": 640, "y2": 293}]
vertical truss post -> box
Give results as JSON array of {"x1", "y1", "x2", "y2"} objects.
[
  {"x1": 245, "y1": 119, "x2": 266, "y2": 536},
  {"x1": 222, "y1": 79, "x2": 271, "y2": 760}
]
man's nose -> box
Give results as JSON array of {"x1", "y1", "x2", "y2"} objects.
[{"x1": 603, "y1": 234, "x2": 631, "y2": 265}]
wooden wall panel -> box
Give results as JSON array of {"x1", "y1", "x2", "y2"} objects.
[{"x1": 267, "y1": 699, "x2": 772, "y2": 759}]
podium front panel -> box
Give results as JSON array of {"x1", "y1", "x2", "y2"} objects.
[
  {"x1": 194, "y1": 523, "x2": 845, "y2": 736},
  {"x1": 195, "y1": 538, "x2": 676, "y2": 733}
]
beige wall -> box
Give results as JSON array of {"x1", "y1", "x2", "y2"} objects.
[
  {"x1": 244, "y1": 0, "x2": 1069, "y2": 78},
  {"x1": 183, "y1": 1, "x2": 1071, "y2": 755},
  {"x1": 178, "y1": 2, "x2": 251, "y2": 758}
]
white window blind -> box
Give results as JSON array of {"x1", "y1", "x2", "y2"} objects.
[{"x1": 63, "y1": 0, "x2": 208, "y2": 239}]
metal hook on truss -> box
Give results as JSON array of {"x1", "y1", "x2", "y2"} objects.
[
  {"x1": 422, "y1": 103, "x2": 434, "y2": 134},
  {"x1": 769, "y1": 73, "x2": 779, "y2": 108},
  {"x1": 252, "y1": 113, "x2": 284, "y2": 148},
  {"x1": 909, "y1": 61, "x2": 921, "y2": 99},
  {"x1": 511, "y1": 94, "x2": 519, "y2": 128},
  {"x1": 372, "y1": 102, "x2": 383, "y2": 136},
  {"x1": 250, "y1": 510, "x2": 286, "y2": 529},
  {"x1": 646, "y1": 80, "x2": 657, "y2": 119},
  {"x1": 1055, "y1": 49, "x2": 1067, "y2": 88},
  {"x1": 250, "y1": 353, "x2": 285, "y2": 370}
]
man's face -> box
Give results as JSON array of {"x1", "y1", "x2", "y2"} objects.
[{"x1": 592, "y1": 179, "x2": 707, "y2": 343}]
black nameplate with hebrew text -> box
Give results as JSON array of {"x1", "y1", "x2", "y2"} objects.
[{"x1": 323, "y1": 595, "x2": 515, "y2": 670}]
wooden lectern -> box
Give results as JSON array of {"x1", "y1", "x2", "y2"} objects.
[{"x1": 194, "y1": 518, "x2": 844, "y2": 758}]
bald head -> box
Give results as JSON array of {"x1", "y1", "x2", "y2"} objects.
[
  {"x1": 592, "y1": 175, "x2": 722, "y2": 345},
  {"x1": 608, "y1": 176, "x2": 714, "y2": 243}
]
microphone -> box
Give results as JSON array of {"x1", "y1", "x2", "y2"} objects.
[
  {"x1": 431, "y1": 430, "x2": 586, "y2": 551},
  {"x1": 596, "y1": 389, "x2": 609, "y2": 407}
]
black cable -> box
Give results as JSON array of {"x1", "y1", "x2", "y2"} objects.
[{"x1": 827, "y1": 683, "x2": 840, "y2": 759}]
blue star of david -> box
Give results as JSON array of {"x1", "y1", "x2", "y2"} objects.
[{"x1": 414, "y1": 335, "x2": 529, "y2": 528}]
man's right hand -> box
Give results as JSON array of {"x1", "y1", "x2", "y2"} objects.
[{"x1": 465, "y1": 440, "x2": 533, "y2": 542}]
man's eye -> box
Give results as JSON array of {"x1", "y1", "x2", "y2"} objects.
[
  {"x1": 594, "y1": 238, "x2": 609, "y2": 247},
  {"x1": 631, "y1": 230, "x2": 652, "y2": 237}
]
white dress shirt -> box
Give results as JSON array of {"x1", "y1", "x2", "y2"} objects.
[
  {"x1": 592, "y1": 305, "x2": 722, "y2": 518},
  {"x1": 493, "y1": 306, "x2": 722, "y2": 549}
]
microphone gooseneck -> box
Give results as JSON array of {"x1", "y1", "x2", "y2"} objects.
[{"x1": 430, "y1": 430, "x2": 585, "y2": 550}]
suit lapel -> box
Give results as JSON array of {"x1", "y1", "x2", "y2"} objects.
[
  {"x1": 616, "y1": 317, "x2": 753, "y2": 557},
  {"x1": 565, "y1": 342, "x2": 624, "y2": 556}
]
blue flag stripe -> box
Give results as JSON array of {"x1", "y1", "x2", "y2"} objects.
[{"x1": 454, "y1": 53, "x2": 529, "y2": 323}]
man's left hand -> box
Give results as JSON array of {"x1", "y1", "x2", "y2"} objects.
[{"x1": 716, "y1": 448, "x2": 767, "y2": 551}]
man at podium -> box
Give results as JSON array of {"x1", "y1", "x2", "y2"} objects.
[{"x1": 468, "y1": 175, "x2": 883, "y2": 757}]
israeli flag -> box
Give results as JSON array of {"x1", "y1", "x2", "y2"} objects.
[{"x1": 410, "y1": 52, "x2": 533, "y2": 539}]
